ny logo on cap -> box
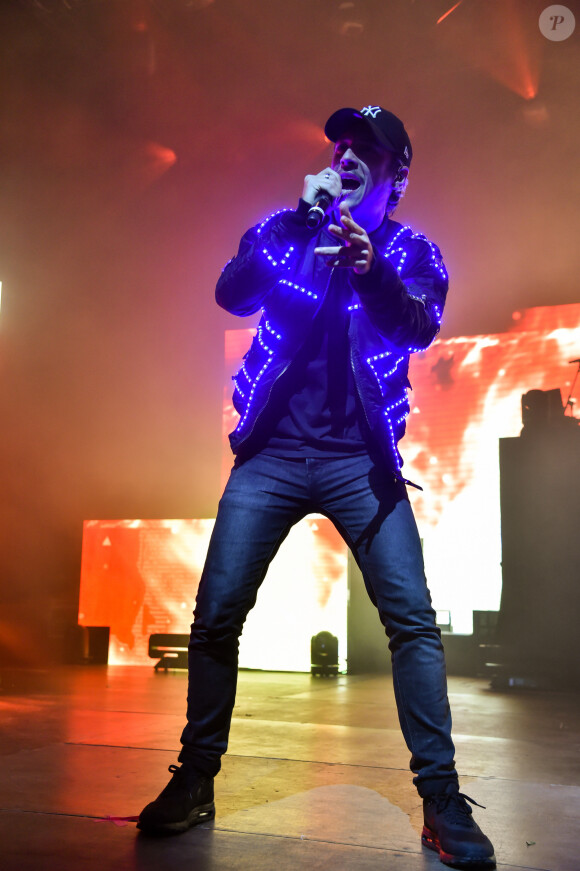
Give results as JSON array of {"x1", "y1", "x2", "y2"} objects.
[{"x1": 361, "y1": 105, "x2": 381, "y2": 118}]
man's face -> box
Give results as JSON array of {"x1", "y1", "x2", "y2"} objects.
[{"x1": 331, "y1": 125, "x2": 397, "y2": 227}]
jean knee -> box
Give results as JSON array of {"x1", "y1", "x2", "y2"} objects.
[{"x1": 378, "y1": 593, "x2": 440, "y2": 650}]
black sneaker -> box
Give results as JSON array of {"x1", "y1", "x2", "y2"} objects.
[
  {"x1": 137, "y1": 764, "x2": 215, "y2": 835},
  {"x1": 422, "y1": 784, "x2": 496, "y2": 868}
]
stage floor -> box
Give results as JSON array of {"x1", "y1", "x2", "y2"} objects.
[{"x1": 0, "y1": 665, "x2": 578, "y2": 870}]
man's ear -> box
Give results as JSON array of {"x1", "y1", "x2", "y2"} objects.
[{"x1": 394, "y1": 166, "x2": 409, "y2": 185}]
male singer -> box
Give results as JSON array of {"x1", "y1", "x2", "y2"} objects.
[{"x1": 138, "y1": 105, "x2": 495, "y2": 869}]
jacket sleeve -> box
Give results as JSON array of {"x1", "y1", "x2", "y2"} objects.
[
  {"x1": 350, "y1": 235, "x2": 448, "y2": 350},
  {"x1": 215, "y1": 201, "x2": 318, "y2": 317}
]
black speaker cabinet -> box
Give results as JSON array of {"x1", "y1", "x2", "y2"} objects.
[{"x1": 499, "y1": 428, "x2": 580, "y2": 686}]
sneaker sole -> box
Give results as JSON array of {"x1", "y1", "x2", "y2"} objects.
[
  {"x1": 422, "y1": 825, "x2": 496, "y2": 869},
  {"x1": 137, "y1": 801, "x2": 215, "y2": 836}
]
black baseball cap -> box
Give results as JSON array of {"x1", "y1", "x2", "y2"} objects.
[{"x1": 324, "y1": 105, "x2": 413, "y2": 167}]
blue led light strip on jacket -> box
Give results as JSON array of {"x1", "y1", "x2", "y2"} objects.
[
  {"x1": 257, "y1": 209, "x2": 295, "y2": 268},
  {"x1": 278, "y1": 278, "x2": 318, "y2": 300},
  {"x1": 227, "y1": 209, "x2": 447, "y2": 468},
  {"x1": 383, "y1": 395, "x2": 410, "y2": 472}
]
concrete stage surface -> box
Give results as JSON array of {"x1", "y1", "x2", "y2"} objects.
[{"x1": 0, "y1": 666, "x2": 578, "y2": 870}]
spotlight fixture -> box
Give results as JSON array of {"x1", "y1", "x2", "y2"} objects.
[
  {"x1": 311, "y1": 631, "x2": 339, "y2": 677},
  {"x1": 148, "y1": 634, "x2": 189, "y2": 671}
]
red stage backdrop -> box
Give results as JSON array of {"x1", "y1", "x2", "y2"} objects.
[
  {"x1": 79, "y1": 303, "x2": 579, "y2": 667},
  {"x1": 79, "y1": 517, "x2": 348, "y2": 670}
]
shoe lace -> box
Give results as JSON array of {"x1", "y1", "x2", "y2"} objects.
[
  {"x1": 168, "y1": 764, "x2": 188, "y2": 783},
  {"x1": 431, "y1": 791, "x2": 486, "y2": 826},
  {"x1": 167, "y1": 763, "x2": 205, "y2": 789}
]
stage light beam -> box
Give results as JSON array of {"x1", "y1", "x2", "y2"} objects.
[
  {"x1": 145, "y1": 142, "x2": 177, "y2": 172},
  {"x1": 437, "y1": 0, "x2": 540, "y2": 101},
  {"x1": 437, "y1": 1, "x2": 464, "y2": 26}
]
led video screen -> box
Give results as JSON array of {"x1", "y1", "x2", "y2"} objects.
[{"x1": 79, "y1": 516, "x2": 348, "y2": 671}]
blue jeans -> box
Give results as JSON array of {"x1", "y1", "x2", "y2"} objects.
[{"x1": 179, "y1": 452, "x2": 457, "y2": 797}]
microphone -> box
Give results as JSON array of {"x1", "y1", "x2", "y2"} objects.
[
  {"x1": 569, "y1": 358, "x2": 580, "y2": 364},
  {"x1": 306, "y1": 191, "x2": 333, "y2": 229}
]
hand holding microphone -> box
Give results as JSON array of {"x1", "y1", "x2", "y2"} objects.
[{"x1": 303, "y1": 168, "x2": 341, "y2": 229}]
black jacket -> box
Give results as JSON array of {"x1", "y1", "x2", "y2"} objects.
[{"x1": 216, "y1": 201, "x2": 448, "y2": 476}]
